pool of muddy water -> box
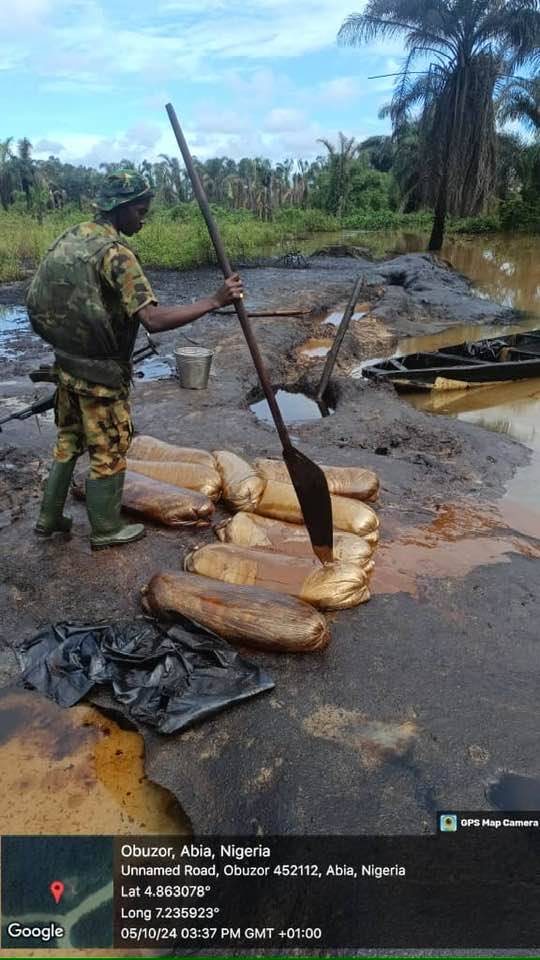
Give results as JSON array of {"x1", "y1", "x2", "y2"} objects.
[
  {"x1": 0, "y1": 304, "x2": 172, "y2": 379},
  {"x1": 0, "y1": 305, "x2": 31, "y2": 359},
  {"x1": 250, "y1": 389, "x2": 334, "y2": 423},
  {"x1": 486, "y1": 772, "x2": 540, "y2": 810},
  {"x1": 133, "y1": 354, "x2": 173, "y2": 379},
  {"x1": 323, "y1": 307, "x2": 369, "y2": 328},
  {"x1": 352, "y1": 313, "x2": 540, "y2": 511},
  {"x1": 297, "y1": 338, "x2": 333, "y2": 359}
]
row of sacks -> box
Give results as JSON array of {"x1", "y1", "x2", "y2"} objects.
[
  {"x1": 110, "y1": 435, "x2": 381, "y2": 653},
  {"x1": 121, "y1": 435, "x2": 380, "y2": 529}
]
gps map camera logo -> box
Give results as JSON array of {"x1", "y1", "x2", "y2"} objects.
[{"x1": 439, "y1": 813, "x2": 458, "y2": 832}]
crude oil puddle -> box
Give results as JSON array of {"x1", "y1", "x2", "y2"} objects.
[
  {"x1": 250, "y1": 389, "x2": 334, "y2": 423},
  {"x1": 296, "y1": 338, "x2": 333, "y2": 359},
  {"x1": 0, "y1": 304, "x2": 34, "y2": 359},
  {"x1": 486, "y1": 772, "x2": 540, "y2": 811},
  {"x1": 0, "y1": 687, "x2": 190, "y2": 836},
  {"x1": 371, "y1": 501, "x2": 540, "y2": 596}
]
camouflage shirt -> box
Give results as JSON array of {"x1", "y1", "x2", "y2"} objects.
[{"x1": 55, "y1": 219, "x2": 157, "y2": 399}]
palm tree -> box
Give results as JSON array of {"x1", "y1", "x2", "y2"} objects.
[
  {"x1": 0, "y1": 138, "x2": 16, "y2": 210},
  {"x1": 17, "y1": 137, "x2": 35, "y2": 211},
  {"x1": 139, "y1": 160, "x2": 155, "y2": 188},
  {"x1": 153, "y1": 161, "x2": 175, "y2": 205},
  {"x1": 274, "y1": 160, "x2": 293, "y2": 206},
  {"x1": 498, "y1": 75, "x2": 540, "y2": 131},
  {"x1": 338, "y1": 0, "x2": 540, "y2": 249},
  {"x1": 317, "y1": 132, "x2": 360, "y2": 216},
  {"x1": 157, "y1": 154, "x2": 187, "y2": 203},
  {"x1": 237, "y1": 158, "x2": 257, "y2": 212},
  {"x1": 99, "y1": 162, "x2": 118, "y2": 175},
  {"x1": 386, "y1": 121, "x2": 424, "y2": 211},
  {"x1": 359, "y1": 135, "x2": 395, "y2": 172},
  {"x1": 223, "y1": 172, "x2": 246, "y2": 209},
  {"x1": 495, "y1": 131, "x2": 527, "y2": 199}
]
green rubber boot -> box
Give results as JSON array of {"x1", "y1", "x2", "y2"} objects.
[
  {"x1": 35, "y1": 459, "x2": 77, "y2": 536},
  {"x1": 86, "y1": 472, "x2": 145, "y2": 550}
]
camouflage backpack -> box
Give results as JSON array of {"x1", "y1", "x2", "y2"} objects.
[{"x1": 26, "y1": 223, "x2": 139, "y2": 389}]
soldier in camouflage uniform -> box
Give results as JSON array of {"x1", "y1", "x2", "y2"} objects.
[{"x1": 27, "y1": 169, "x2": 243, "y2": 549}]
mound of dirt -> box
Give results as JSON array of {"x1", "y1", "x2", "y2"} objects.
[{"x1": 310, "y1": 244, "x2": 372, "y2": 260}]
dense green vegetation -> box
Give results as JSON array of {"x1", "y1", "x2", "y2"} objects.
[
  {"x1": 1, "y1": 9, "x2": 540, "y2": 285},
  {"x1": 338, "y1": 0, "x2": 540, "y2": 249}
]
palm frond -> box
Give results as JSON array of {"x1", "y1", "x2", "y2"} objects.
[
  {"x1": 338, "y1": 11, "x2": 457, "y2": 54},
  {"x1": 317, "y1": 138, "x2": 336, "y2": 155},
  {"x1": 498, "y1": 76, "x2": 540, "y2": 131},
  {"x1": 474, "y1": 8, "x2": 540, "y2": 67}
]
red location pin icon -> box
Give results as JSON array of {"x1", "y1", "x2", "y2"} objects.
[{"x1": 50, "y1": 880, "x2": 65, "y2": 905}]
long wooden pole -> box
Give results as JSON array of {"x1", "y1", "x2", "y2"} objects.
[
  {"x1": 165, "y1": 102, "x2": 333, "y2": 563},
  {"x1": 316, "y1": 276, "x2": 364, "y2": 401}
]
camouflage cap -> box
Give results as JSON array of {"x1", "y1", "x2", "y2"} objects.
[{"x1": 95, "y1": 168, "x2": 153, "y2": 211}]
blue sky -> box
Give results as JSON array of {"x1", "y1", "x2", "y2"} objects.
[{"x1": 1, "y1": 0, "x2": 406, "y2": 167}]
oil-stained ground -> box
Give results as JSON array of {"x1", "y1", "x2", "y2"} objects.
[{"x1": 1, "y1": 251, "x2": 538, "y2": 851}]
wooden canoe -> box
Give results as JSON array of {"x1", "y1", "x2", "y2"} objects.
[{"x1": 362, "y1": 330, "x2": 540, "y2": 390}]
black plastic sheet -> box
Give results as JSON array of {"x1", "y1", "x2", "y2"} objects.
[{"x1": 17, "y1": 619, "x2": 274, "y2": 733}]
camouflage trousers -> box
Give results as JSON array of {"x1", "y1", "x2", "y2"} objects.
[{"x1": 53, "y1": 385, "x2": 133, "y2": 478}]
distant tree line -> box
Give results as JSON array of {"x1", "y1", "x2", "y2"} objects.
[
  {"x1": 1, "y1": 61, "x2": 539, "y2": 239},
  {"x1": 0, "y1": 140, "x2": 393, "y2": 220}
]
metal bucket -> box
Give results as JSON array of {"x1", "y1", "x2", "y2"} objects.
[{"x1": 174, "y1": 346, "x2": 213, "y2": 389}]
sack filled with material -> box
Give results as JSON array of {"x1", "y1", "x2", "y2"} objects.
[
  {"x1": 216, "y1": 513, "x2": 375, "y2": 567},
  {"x1": 126, "y1": 459, "x2": 221, "y2": 502},
  {"x1": 130, "y1": 435, "x2": 216, "y2": 468},
  {"x1": 254, "y1": 479, "x2": 379, "y2": 537},
  {"x1": 72, "y1": 472, "x2": 214, "y2": 527},
  {"x1": 255, "y1": 458, "x2": 379, "y2": 502},
  {"x1": 184, "y1": 543, "x2": 370, "y2": 610},
  {"x1": 212, "y1": 450, "x2": 266, "y2": 512},
  {"x1": 141, "y1": 572, "x2": 329, "y2": 652}
]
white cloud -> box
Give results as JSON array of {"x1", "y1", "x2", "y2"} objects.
[
  {"x1": 264, "y1": 108, "x2": 307, "y2": 132},
  {"x1": 318, "y1": 76, "x2": 364, "y2": 104},
  {"x1": 122, "y1": 123, "x2": 162, "y2": 151},
  {"x1": 0, "y1": 0, "x2": 63, "y2": 30},
  {"x1": 224, "y1": 67, "x2": 293, "y2": 105},
  {"x1": 37, "y1": 113, "x2": 332, "y2": 166},
  {"x1": 4, "y1": 0, "x2": 404, "y2": 168},
  {"x1": 9, "y1": 0, "x2": 367, "y2": 87},
  {"x1": 196, "y1": 105, "x2": 252, "y2": 135},
  {"x1": 274, "y1": 122, "x2": 325, "y2": 156},
  {"x1": 34, "y1": 138, "x2": 65, "y2": 154}
]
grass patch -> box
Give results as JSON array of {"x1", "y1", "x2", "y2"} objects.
[
  {"x1": 342, "y1": 210, "x2": 433, "y2": 230},
  {"x1": 449, "y1": 214, "x2": 501, "y2": 234},
  {"x1": 0, "y1": 201, "x2": 532, "y2": 283},
  {"x1": 0, "y1": 208, "x2": 86, "y2": 281},
  {"x1": 0, "y1": 204, "x2": 342, "y2": 281}
]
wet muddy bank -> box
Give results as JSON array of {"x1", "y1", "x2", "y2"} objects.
[
  {"x1": 0, "y1": 249, "x2": 520, "y2": 365},
  {"x1": 1, "y1": 250, "x2": 539, "y2": 839}
]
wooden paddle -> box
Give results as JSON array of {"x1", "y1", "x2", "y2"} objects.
[{"x1": 166, "y1": 103, "x2": 333, "y2": 564}]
